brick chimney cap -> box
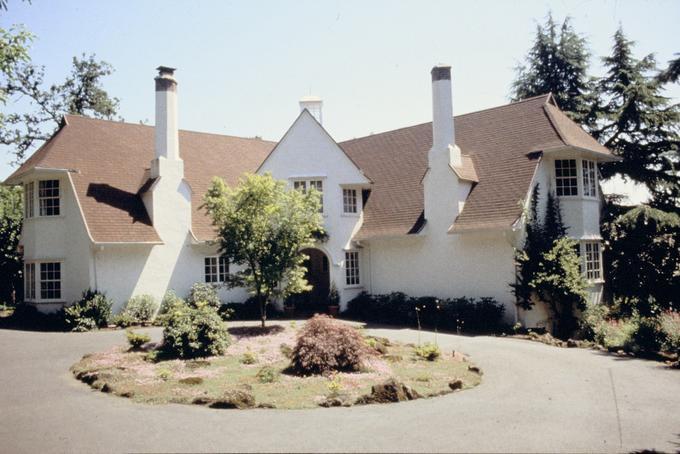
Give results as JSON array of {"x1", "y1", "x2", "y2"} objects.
[{"x1": 431, "y1": 65, "x2": 451, "y2": 81}]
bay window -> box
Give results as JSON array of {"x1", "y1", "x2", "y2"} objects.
[
  {"x1": 24, "y1": 182, "x2": 34, "y2": 218},
  {"x1": 38, "y1": 179, "x2": 60, "y2": 216},
  {"x1": 24, "y1": 261, "x2": 62, "y2": 302}
]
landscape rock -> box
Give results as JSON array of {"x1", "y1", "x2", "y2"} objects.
[
  {"x1": 209, "y1": 390, "x2": 256, "y2": 409},
  {"x1": 256, "y1": 403, "x2": 277, "y2": 409},
  {"x1": 567, "y1": 339, "x2": 578, "y2": 348},
  {"x1": 468, "y1": 365, "x2": 482, "y2": 375},
  {"x1": 355, "y1": 378, "x2": 422, "y2": 405},
  {"x1": 449, "y1": 379, "x2": 463, "y2": 391}
]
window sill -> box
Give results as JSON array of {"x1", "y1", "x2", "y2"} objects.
[
  {"x1": 586, "y1": 279, "x2": 604, "y2": 286},
  {"x1": 344, "y1": 285, "x2": 364, "y2": 290},
  {"x1": 341, "y1": 213, "x2": 360, "y2": 218},
  {"x1": 25, "y1": 300, "x2": 65, "y2": 304},
  {"x1": 24, "y1": 214, "x2": 65, "y2": 221}
]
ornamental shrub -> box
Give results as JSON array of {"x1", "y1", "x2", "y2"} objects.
[
  {"x1": 414, "y1": 342, "x2": 441, "y2": 361},
  {"x1": 187, "y1": 283, "x2": 221, "y2": 309},
  {"x1": 63, "y1": 290, "x2": 112, "y2": 332},
  {"x1": 291, "y1": 314, "x2": 368, "y2": 375},
  {"x1": 158, "y1": 290, "x2": 185, "y2": 317},
  {"x1": 660, "y1": 311, "x2": 680, "y2": 355},
  {"x1": 160, "y1": 300, "x2": 230, "y2": 359},
  {"x1": 114, "y1": 295, "x2": 159, "y2": 327},
  {"x1": 126, "y1": 329, "x2": 151, "y2": 350}
]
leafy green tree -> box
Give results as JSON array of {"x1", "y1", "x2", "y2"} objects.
[
  {"x1": 1, "y1": 53, "x2": 120, "y2": 163},
  {"x1": 595, "y1": 28, "x2": 680, "y2": 212},
  {"x1": 512, "y1": 13, "x2": 595, "y2": 126},
  {"x1": 531, "y1": 237, "x2": 588, "y2": 338},
  {"x1": 601, "y1": 204, "x2": 680, "y2": 316},
  {"x1": 0, "y1": 185, "x2": 23, "y2": 305},
  {"x1": 203, "y1": 173, "x2": 324, "y2": 328}
]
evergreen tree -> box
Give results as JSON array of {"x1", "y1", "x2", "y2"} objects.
[
  {"x1": 657, "y1": 53, "x2": 680, "y2": 84},
  {"x1": 595, "y1": 28, "x2": 680, "y2": 212},
  {"x1": 512, "y1": 13, "x2": 595, "y2": 126}
]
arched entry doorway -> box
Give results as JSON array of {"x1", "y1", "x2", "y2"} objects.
[{"x1": 298, "y1": 248, "x2": 330, "y2": 314}]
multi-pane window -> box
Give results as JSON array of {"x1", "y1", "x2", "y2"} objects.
[
  {"x1": 24, "y1": 263, "x2": 36, "y2": 300},
  {"x1": 555, "y1": 159, "x2": 578, "y2": 196},
  {"x1": 343, "y1": 188, "x2": 358, "y2": 214},
  {"x1": 293, "y1": 179, "x2": 323, "y2": 212},
  {"x1": 204, "y1": 256, "x2": 228, "y2": 283},
  {"x1": 584, "y1": 242, "x2": 602, "y2": 280},
  {"x1": 39, "y1": 180, "x2": 60, "y2": 216},
  {"x1": 582, "y1": 160, "x2": 597, "y2": 197},
  {"x1": 24, "y1": 182, "x2": 34, "y2": 219},
  {"x1": 39, "y1": 262, "x2": 61, "y2": 300},
  {"x1": 345, "y1": 251, "x2": 360, "y2": 286}
]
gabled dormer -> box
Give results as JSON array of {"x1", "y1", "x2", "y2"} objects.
[{"x1": 257, "y1": 101, "x2": 371, "y2": 221}]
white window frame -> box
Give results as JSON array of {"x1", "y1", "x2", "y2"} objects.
[
  {"x1": 582, "y1": 241, "x2": 603, "y2": 282},
  {"x1": 342, "y1": 188, "x2": 358, "y2": 215},
  {"x1": 344, "y1": 251, "x2": 361, "y2": 287},
  {"x1": 24, "y1": 260, "x2": 63, "y2": 302},
  {"x1": 204, "y1": 256, "x2": 228, "y2": 283},
  {"x1": 292, "y1": 178, "x2": 324, "y2": 213},
  {"x1": 24, "y1": 181, "x2": 35, "y2": 219},
  {"x1": 554, "y1": 159, "x2": 579, "y2": 197},
  {"x1": 38, "y1": 179, "x2": 61, "y2": 217},
  {"x1": 582, "y1": 160, "x2": 598, "y2": 198}
]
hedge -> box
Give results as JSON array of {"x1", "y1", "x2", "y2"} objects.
[{"x1": 343, "y1": 291, "x2": 505, "y2": 334}]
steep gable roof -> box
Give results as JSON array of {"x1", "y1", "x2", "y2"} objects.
[
  {"x1": 6, "y1": 115, "x2": 275, "y2": 243},
  {"x1": 341, "y1": 94, "x2": 613, "y2": 238},
  {"x1": 5, "y1": 94, "x2": 610, "y2": 243}
]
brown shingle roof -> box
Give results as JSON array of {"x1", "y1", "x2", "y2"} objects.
[
  {"x1": 6, "y1": 115, "x2": 275, "y2": 243},
  {"x1": 5, "y1": 93, "x2": 610, "y2": 243},
  {"x1": 341, "y1": 94, "x2": 612, "y2": 238}
]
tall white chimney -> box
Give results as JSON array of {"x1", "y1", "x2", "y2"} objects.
[
  {"x1": 430, "y1": 64, "x2": 461, "y2": 167},
  {"x1": 155, "y1": 66, "x2": 180, "y2": 162},
  {"x1": 299, "y1": 96, "x2": 323, "y2": 124}
]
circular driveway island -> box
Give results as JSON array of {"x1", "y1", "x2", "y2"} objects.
[{"x1": 1, "y1": 322, "x2": 678, "y2": 453}]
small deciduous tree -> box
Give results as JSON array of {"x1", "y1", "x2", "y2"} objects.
[{"x1": 203, "y1": 173, "x2": 324, "y2": 328}]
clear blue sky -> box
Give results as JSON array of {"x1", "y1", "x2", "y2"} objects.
[{"x1": 1, "y1": 0, "x2": 678, "y2": 181}]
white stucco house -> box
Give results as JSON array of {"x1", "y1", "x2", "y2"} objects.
[{"x1": 4, "y1": 65, "x2": 616, "y2": 327}]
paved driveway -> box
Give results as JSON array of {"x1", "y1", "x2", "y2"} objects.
[{"x1": 1, "y1": 322, "x2": 679, "y2": 453}]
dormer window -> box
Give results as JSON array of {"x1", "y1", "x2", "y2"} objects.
[
  {"x1": 555, "y1": 159, "x2": 578, "y2": 196},
  {"x1": 343, "y1": 188, "x2": 358, "y2": 214},
  {"x1": 38, "y1": 180, "x2": 60, "y2": 216}
]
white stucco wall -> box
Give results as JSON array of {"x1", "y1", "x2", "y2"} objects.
[
  {"x1": 366, "y1": 231, "x2": 517, "y2": 323},
  {"x1": 258, "y1": 110, "x2": 371, "y2": 308}
]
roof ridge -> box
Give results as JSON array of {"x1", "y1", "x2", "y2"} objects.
[
  {"x1": 64, "y1": 114, "x2": 277, "y2": 144},
  {"x1": 340, "y1": 93, "x2": 552, "y2": 145}
]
